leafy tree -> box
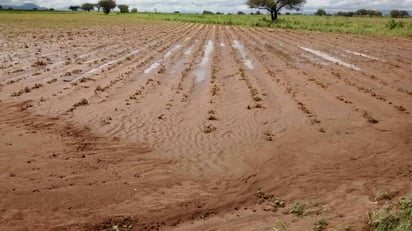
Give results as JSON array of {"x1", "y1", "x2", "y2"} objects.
[
  {"x1": 315, "y1": 8, "x2": 326, "y2": 16},
  {"x1": 355, "y1": 8, "x2": 368, "y2": 16},
  {"x1": 203, "y1": 10, "x2": 214, "y2": 15},
  {"x1": 0, "y1": 5, "x2": 2, "y2": 9},
  {"x1": 400, "y1": 10, "x2": 409, "y2": 18},
  {"x1": 69, "y1": 5, "x2": 81, "y2": 11},
  {"x1": 81, "y1": 3, "x2": 95, "y2": 12},
  {"x1": 118, "y1": 4, "x2": 129, "y2": 13},
  {"x1": 390, "y1": 10, "x2": 400, "y2": 18},
  {"x1": 237, "y1": 11, "x2": 246, "y2": 15},
  {"x1": 132, "y1": 8, "x2": 138, "y2": 13},
  {"x1": 247, "y1": 0, "x2": 306, "y2": 21},
  {"x1": 98, "y1": 0, "x2": 116, "y2": 15}
]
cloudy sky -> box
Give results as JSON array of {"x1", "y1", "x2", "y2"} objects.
[{"x1": 1, "y1": 0, "x2": 411, "y2": 12}]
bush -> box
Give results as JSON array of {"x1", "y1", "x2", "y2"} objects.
[
  {"x1": 386, "y1": 19, "x2": 404, "y2": 30},
  {"x1": 369, "y1": 194, "x2": 412, "y2": 231}
]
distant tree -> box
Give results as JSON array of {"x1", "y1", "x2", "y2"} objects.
[
  {"x1": 247, "y1": 0, "x2": 306, "y2": 21},
  {"x1": 49, "y1": 8, "x2": 55, "y2": 11},
  {"x1": 255, "y1": 10, "x2": 261, "y2": 15},
  {"x1": 69, "y1": 5, "x2": 81, "y2": 11},
  {"x1": 216, "y1": 11, "x2": 223, "y2": 15},
  {"x1": 314, "y1": 8, "x2": 326, "y2": 16},
  {"x1": 355, "y1": 8, "x2": 368, "y2": 16},
  {"x1": 98, "y1": 0, "x2": 116, "y2": 15},
  {"x1": 81, "y1": 3, "x2": 94, "y2": 12},
  {"x1": 203, "y1": 10, "x2": 214, "y2": 15},
  {"x1": 237, "y1": 11, "x2": 246, "y2": 15},
  {"x1": 8, "y1": 7, "x2": 13, "y2": 10},
  {"x1": 400, "y1": 10, "x2": 409, "y2": 17},
  {"x1": 390, "y1": 10, "x2": 400, "y2": 18},
  {"x1": 132, "y1": 8, "x2": 138, "y2": 13},
  {"x1": 118, "y1": 4, "x2": 129, "y2": 13},
  {"x1": 32, "y1": 8, "x2": 38, "y2": 11},
  {"x1": 0, "y1": 5, "x2": 2, "y2": 9}
]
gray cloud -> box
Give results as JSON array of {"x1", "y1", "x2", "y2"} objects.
[{"x1": 1, "y1": 0, "x2": 411, "y2": 12}]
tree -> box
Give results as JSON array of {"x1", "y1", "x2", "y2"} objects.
[
  {"x1": 315, "y1": 8, "x2": 326, "y2": 16},
  {"x1": 390, "y1": 10, "x2": 400, "y2": 18},
  {"x1": 69, "y1": 5, "x2": 81, "y2": 11},
  {"x1": 81, "y1": 3, "x2": 95, "y2": 12},
  {"x1": 203, "y1": 10, "x2": 214, "y2": 15},
  {"x1": 98, "y1": 0, "x2": 116, "y2": 15},
  {"x1": 132, "y1": 8, "x2": 138, "y2": 13},
  {"x1": 118, "y1": 4, "x2": 129, "y2": 13},
  {"x1": 0, "y1": 5, "x2": 2, "y2": 9},
  {"x1": 400, "y1": 10, "x2": 409, "y2": 18},
  {"x1": 247, "y1": 0, "x2": 306, "y2": 21},
  {"x1": 355, "y1": 8, "x2": 367, "y2": 16}
]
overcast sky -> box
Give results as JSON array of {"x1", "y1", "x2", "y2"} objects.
[{"x1": 1, "y1": 0, "x2": 411, "y2": 12}]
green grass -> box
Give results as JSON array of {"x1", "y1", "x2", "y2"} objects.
[
  {"x1": 369, "y1": 194, "x2": 412, "y2": 231},
  {"x1": 126, "y1": 12, "x2": 412, "y2": 37},
  {"x1": 0, "y1": 10, "x2": 411, "y2": 36}
]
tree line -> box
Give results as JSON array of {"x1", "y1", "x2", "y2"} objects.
[
  {"x1": 315, "y1": 8, "x2": 409, "y2": 18},
  {"x1": 69, "y1": 0, "x2": 136, "y2": 14}
]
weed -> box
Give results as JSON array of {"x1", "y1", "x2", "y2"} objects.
[
  {"x1": 369, "y1": 194, "x2": 412, "y2": 231},
  {"x1": 73, "y1": 98, "x2": 89, "y2": 108},
  {"x1": 203, "y1": 125, "x2": 217, "y2": 133},
  {"x1": 47, "y1": 78, "x2": 57, "y2": 84},
  {"x1": 32, "y1": 59, "x2": 47, "y2": 67},
  {"x1": 32, "y1": 83, "x2": 43, "y2": 89},
  {"x1": 314, "y1": 219, "x2": 328, "y2": 231},
  {"x1": 291, "y1": 201, "x2": 306, "y2": 216}
]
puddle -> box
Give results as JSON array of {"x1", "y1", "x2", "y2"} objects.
[
  {"x1": 301, "y1": 53, "x2": 329, "y2": 66},
  {"x1": 343, "y1": 49, "x2": 382, "y2": 61},
  {"x1": 195, "y1": 40, "x2": 214, "y2": 83},
  {"x1": 164, "y1": 44, "x2": 182, "y2": 59},
  {"x1": 232, "y1": 40, "x2": 254, "y2": 70},
  {"x1": 299, "y1": 46, "x2": 360, "y2": 71},
  {"x1": 184, "y1": 47, "x2": 193, "y2": 55},
  {"x1": 73, "y1": 49, "x2": 139, "y2": 81},
  {"x1": 144, "y1": 61, "x2": 161, "y2": 74},
  {"x1": 144, "y1": 45, "x2": 182, "y2": 74}
]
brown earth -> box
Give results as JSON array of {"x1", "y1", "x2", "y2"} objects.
[{"x1": 0, "y1": 20, "x2": 411, "y2": 230}]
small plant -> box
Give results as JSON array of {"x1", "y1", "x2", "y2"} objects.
[
  {"x1": 32, "y1": 83, "x2": 43, "y2": 89},
  {"x1": 32, "y1": 59, "x2": 47, "y2": 67},
  {"x1": 363, "y1": 111, "x2": 379, "y2": 124},
  {"x1": 369, "y1": 194, "x2": 412, "y2": 231},
  {"x1": 47, "y1": 78, "x2": 57, "y2": 84},
  {"x1": 291, "y1": 201, "x2": 306, "y2": 216},
  {"x1": 73, "y1": 98, "x2": 89, "y2": 108},
  {"x1": 314, "y1": 219, "x2": 328, "y2": 231},
  {"x1": 71, "y1": 69, "x2": 82, "y2": 74},
  {"x1": 203, "y1": 125, "x2": 217, "y2": 133}
]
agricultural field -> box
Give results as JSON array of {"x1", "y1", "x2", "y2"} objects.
[{"x1": 0, "y1": 13, "x2": 412, "y2": 230}]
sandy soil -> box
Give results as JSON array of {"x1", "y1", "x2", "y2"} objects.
[{"x1": 1, "y1": 21, "x2": 411, "y2": 230}]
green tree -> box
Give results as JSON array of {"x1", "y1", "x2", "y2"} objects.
[
  {"x1": 81, "y1": 3, "x2": 94, "y2": 12},
  {"x1": 131, "y1": 8, "x2": 138, "y2": 13},
  {"x1": 118, "y1": 4, "x2": 129, "y2": 13},
  {"x1": 400, "y1": 10, "x2": 409, "y2": 18},
  {"x1": 355, "y1": 8, "x2": 368, "y2": 16},
  {"x1": 247, "y1": 0, "x2": 306, "y2": 21},
  {"x1": 69, "y1": 5, "x2": 81, "y2": 11},
  {"x1": 98, "y1": 0, "x2": 116, "y2": 15},
  {"x1": 390, "y1": 10, "x2": 400, "y2": 18},
  {"x1": 315, "y1": 8, "x2": 326, "y2": 16}
]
